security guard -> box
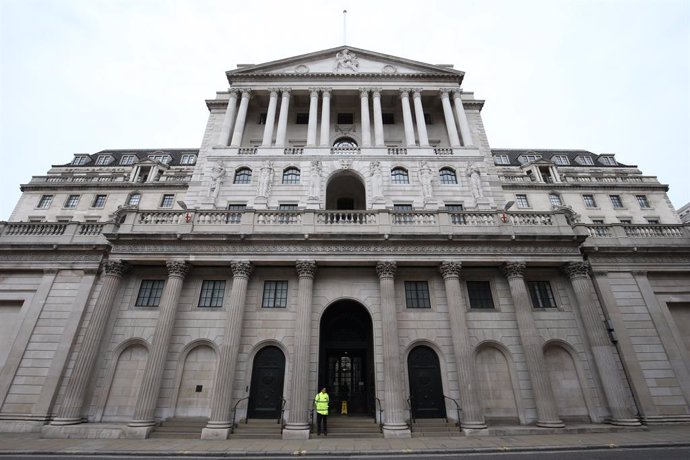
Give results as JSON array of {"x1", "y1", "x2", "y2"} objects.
[{"x1": 314, "y1": 387, "x2": 329, "y2": 436}]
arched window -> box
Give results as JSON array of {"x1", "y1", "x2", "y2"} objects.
[
  {"x1": 127, "y1": 192, "x2": 141, "y2": 206},
  {"x1": 234, "y1": 167, "x2": 252, "y2": 184},
  {"x1": 549, "y1": 192, "x2": 562, "y2": 206},
  {"x1": 282, "y1": 167, "x2": 300, "y2": 184},
  {"x1": 439, "y1": 167, "x2": 457, "y2": 184},
  {"x1": 333, "y1": 137, "x2": 358, "y2": 149},
  {"x1": 391, "y1": 167, "x2": 409, "y2": 184}
]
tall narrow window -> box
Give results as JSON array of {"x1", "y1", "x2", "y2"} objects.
[
  {"x1": 583, "y1": 194, "x2": 597, "y2": 208},
  {"x1": 120, "y1": 155, "x2": 136, "y2": 165},
  {"x1": 494, "y1": 154, "x2": 510, "y2": 165},
  {"x1": 136, "y1": 280, "x2": 165, "y2": 307},
  {"x1": 610, "y1": 195, "x2": 624, "y2": 209},
  {"x1": 127, "y1": 192, "x2": 141, "y2": 206},
  {"x1": 528, "y1": 281, "x2": 557, "y2": 308},
  {"x1": 282, "y1": 167, "x2": 301, "y2": 184},
  {"x1": 234, "y1": 167, "x2": 252, "y2": 184},
  {"x1": 516, "y1": 194, "x2": 530, "y2": 208},
  {"x1": 439, "y1": 167, "x2": 458, "y2": 184},
  {"x1": 466, "y1": 281, "x2": 495, "y2": 309},
  {"x1": 391, "y1": 167, "x2": 409, "y2": 184},
  {"x1": 160, "y1": 194, "x2": 174, "y2": 208},
  {"x1": 92, "y1": 195, "x2": 107, "y2": 208},
  {"x1": 548, "y1": 193, "x2": 562, "y2": 206},
  {"x1": 405, "y1": 281, "x2": 431, "y2": 308},
  {"x1": 262, "y1": 281, "x2": 288, "y2": 308},
  {"x1": 198, "y1": 280, "x2": 226, "y2": 308},
  {"x1": 37, "y1": 195, "x2": 53, "y2": 209},
  {"x1": 636, "y1": 195, "x2": 650, "y2": 208},
  {"x1": 64, "y1": 195, "x2": 80, "y2": 208}
]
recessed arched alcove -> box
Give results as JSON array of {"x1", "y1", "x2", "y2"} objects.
[{"x1": 326, "y1": 171, "x2": 366, "y2": 210}]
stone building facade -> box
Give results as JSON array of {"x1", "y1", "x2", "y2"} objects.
[{"x1": 1, "y1": 47, "x2": 689, "y2": 440}]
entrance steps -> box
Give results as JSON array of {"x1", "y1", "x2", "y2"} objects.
[
  {"x1": 322, "y1": 415, "x2": 383, "y2": 438},
  {"x1": 149, "y1": 417, "x2": 207, "y2": 439},
  {"x1": 232, "y1": 418, "x2": 283, "y2": 439},
  {"x1": 411, "y1": 418, "x2": 462, "y2": 438}
]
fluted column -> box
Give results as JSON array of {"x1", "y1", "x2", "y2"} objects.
[
  {"x1": 412, "y1": 90, "x2": 429, "y2": 147},
  {"x1": 52, "y1": 260, "x2": 129, "y2": 425},
  {"x1": 218, "y1": 89, "x2": 239, "y2": 146},
  {"x1": 230, "y1": 89, "x2": 251, "y2": 147},
  {"x1": 202, "y1": 261, "x2": 253, "y2": 439},
  {"x1": 306, "y1": 89, "x2": 319, "y2": 146},
  {"x1": 452, "y1": 90, "x2": 473, "y2": 146},
  {"x1": 564, "y1": 262, "x2": 640, "y2": 426},
  {"x1": 376, "y1": 261, "x2": 411, "y2": 438},
  {"x1": 261, "y1": 89, "x2": 279, "y2": 147},
  {"x1": 319, "y1": 88, "x2": 331, "y2": 146},
  {"x1": 128, "y1": 260, "x2": 189, "y2": 433},
  {"x1": 502, "y1": 262, "x2": 563, "y2": 427},
  {"x1": 283, "y1": 260, "x2": 317, "y2": 439},
  {"x1": 440, "y1": 89, "x2": 461, "y2": 147},
  {"x1": 439, "y1": 262, "x2": 486, "y2": 429},
  {"x1": 400, "y1": 89, "x2": 416, "y2": 147},
  {"x1": 372, "y1": 88, "x2": 385, "y2": 147},
  {"x1": 359, "y1": 89, "x2": 371, "y2": 147},
  {"x1": 275, "y1": 88, "x2": 291, "y2": 147}
]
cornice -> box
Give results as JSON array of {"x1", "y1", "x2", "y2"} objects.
[
  {"x1": 228, "y1": 72, "x2": 462, "y2": 82},
  {"x1": 20, "y1": 183, "x2": 190, "y2": 192},
  {"x1": 501, "y1": 183, "x2": 669, "y2": 192}
]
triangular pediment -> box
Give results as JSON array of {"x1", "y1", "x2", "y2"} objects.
[{"x1": 227, "y1": 46, "x2": 464, "y2": 78}]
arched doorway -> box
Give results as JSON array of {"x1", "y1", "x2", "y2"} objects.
[
  {"x1": 247, "y1": 346, "x2": 285, "y2": 419},
  {"x1": 408, "y1": 345, "x2": 446, "y2": 419},
  {"x1": 325, "y1": 172, "x2": 366, "y2": 210},
  {"x1": 319, "y1": 300, "x2": 375, "y2": 416}
]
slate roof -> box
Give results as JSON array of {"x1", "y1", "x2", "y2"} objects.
[
  {"x1": 491, "y1": 149, "x2": 632, "y2": 168},
  {"x1": 55, "y1": 149, "x2": 199, "y2": 167}
]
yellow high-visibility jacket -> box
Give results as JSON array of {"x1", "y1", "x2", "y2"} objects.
[{"x1": 314, "y1": 392, "x2": 329, "y2": 415}]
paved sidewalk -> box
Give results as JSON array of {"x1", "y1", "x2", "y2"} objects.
[{"x1": 0, "y1": 425, "x2": 689, "y2": 457}]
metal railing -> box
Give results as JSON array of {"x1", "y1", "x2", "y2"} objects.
[
  {"x1": 279, "y1": 397, "x2": 286, "y2": 429},
  {"x1": 375, "y1": 397, "x2": 384, "y2": 433},
  {"x1": 406, "y1": 397, "x2": 415, "y2": 430},
  {"x1": 230, "y1": 397, "x2": 249, "y2": 433},
  {"x1": 443, "y1": 395, "x2": 462, "y2": 431}
]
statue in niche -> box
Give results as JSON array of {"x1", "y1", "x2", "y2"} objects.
[
  {"x1": 334, "y1": 49, "x2": 360, "y2": 72},
  {"x1": 208, "y1": 161, "x2": 226, "y2": 199},
  {"x1": 257, "y1": 161, "x2": 274, "y2": 198},
  {"x1": 308, "y1": 160, "x2": 322, "y2": 199},
  {"x1": 419, "y1": 161, "x2": 434, "y2": 200},
  {"x1": 467, "y1": 164, "x2": 484, "y2": 199},
  {"x1": 370, "y1": 161, "x2": 383, "y2": 198}
]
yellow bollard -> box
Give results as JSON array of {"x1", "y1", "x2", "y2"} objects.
[{"x1": 341, "y1": 400, "x2": 348, "y2": 415}]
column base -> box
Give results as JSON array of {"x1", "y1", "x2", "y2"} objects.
[
  {"x1": 201, "y1": 426, "x2": 230, "y2": 440},
  {"x1": 536, "y1": 419, "x2": 565, "y2": 428},
  {"x1": 50, "y1": 417, "x2": 82, "y2": 426},
  {"x1": 382, "y1": 422, "x2": 411, "y2": 438},
  {"x1": 123, "y1": 424, "x2": 154, "y2": 439},
  {"x1": 282, "y1": 423, "x2": 310, "y2": 440},
  {"x1": 461, "y1": 420, "x2": 488, "y2": 430},
  {"x1": 609, "y1": 418, "x2": 642, "y2": 427}
]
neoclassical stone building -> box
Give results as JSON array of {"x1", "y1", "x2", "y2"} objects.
[{"x1": 1, "y1": 47, "x2": 689, "y2": 440}]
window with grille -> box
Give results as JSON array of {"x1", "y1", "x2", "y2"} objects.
[
  {"x1": 518, "y1": 154, "x2": 541, "y2": 165},
  {"x1": 136, "y1": 280, "x2": 165, "y2": 307},
  {"x1": 583, "y1": 194, "x2": 597, "y2": 208},
  {"x1": 636, "y1": 195, "x2": 650, "y2": 208},
  {"x1": 646, "y1": 218, "x2": 659, "y2": 224},
  {"x1": 391, "y1": 167, "x2": 409, "y2": 184},
  {"x1": 180, "y1": 154, "x2": 196, "y2": 165},
  {"x1": 92, "y1": 194, "x2": 107, "y2": 208},
  {"x1": 528, "y1": 281, "x2": 557, "y2": 308},
  {"x1": 405, "y1": 281, "x2": 431, "y2": 308},
  {"x1": 234, "y1": 168, "x2": 252, "y2": 184},
  {"x1": 466, "y1": 281, "x2": 494, "y2": 309},
  {"x1": 445, "y1": 204, "x2": 464, "y2": 212},
  {"x1": 198, "y1": 280, "x2": 226, "y2": 308},
  {"x1": 37, "y1": 195, "x2": 53, "y2": 209},
  {"x1": 120, "y1": 155, "x2": 136, "y2": 165},
  {"x1": 439, "y1": 167, "x2": 457, "y2": 184},
  {"x1": 127, "y1": 193, "x2": 141, "y2": 206},
  {"x1": 64, "y1": 195, "x2": 80, "y2": 208},
  {"x1": 95, "y1": 155, "x2": 111, "y2": 165},
  {"x1": 226, "y1": 204, "x2": 246, "y2": 223},
  {"x1": 548, "y1": 193, "x2": 562, "y2": 206},
  {"x1": 599, "y1": 156, "x2": 617, "y2": 166},
  {"x1": 552, "y1": 155, "x2": 570, "y2": 165},
  {"x1": 262, "y1": 281, "x2": 288, "y2": 308},
  {"x1": 579, "y1": 156, "x2": 594, "y2": 165},
  {"x1": 610, "y1": 195, "x2": 624, "y2": 209},
  {"x1": 72, "y1": 156, "x2": 89, "y2": 165},
  {"x1": 282, "y1": 167, "x2": 300, "y2": 184},
  {"x1": 494, "y1": 154, "x2": 510, "y2": 165},
  {"x1": 619, "y1": 219, "x2": 632, "y2": 224},
  {"x1": 516, "y1": 194, "x2": 530, "y2": 208},
  {"x1": 160, "y1": 194, "x2": 174, "y2": 208}
]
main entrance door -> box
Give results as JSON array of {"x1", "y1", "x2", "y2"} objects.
[
  {"x1": 408, "y1": 346, "x2": 446, "y2": 419},
  {"x1": 319, "y1": 300, "x2": 375, "y2": 416},
  {"x1": 247, "y1": 346, "x2": 285, "y2": 418}
]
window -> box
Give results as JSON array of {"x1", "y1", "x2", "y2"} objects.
[
  {"x1": 282, "y1": 167, "x2": 300, "y2": 184},
  {"x1": 92, "y1": 194, "x2": 107, "y2": 208},
  {"x1": 136, "y1": 280, "x2": 165, "y2": 307},
  {"x1": 127, "y1": 192, "x2": 141, "y2": 206},
  {"x1": 234, "y1": 168, "x2": 252, "y2": 184},
  {"x1": 120, "y1": 155, "x2": 136, "y2": 165},
  {"x1": 466, "y1": 281, "x2": 495, "y2": 309},
  {"x1": 95, "y1": 155, "x2": 111, "y2": 165},
  {"x1": 149, "y1": 154, "x2": 171, "y2": 164},
  {"x1": 382, "y1": 113, "x2": 395, "y2": 124},
  {"x1": 619, "y1": 219, "x2": 632, "y2": 224},
  {"x1": 578, "y1": 156, "x2": 594, "y2": 165},
  {"x1": 528, "y1": 281, "x2": 557, "y2": 308},
  {"x1": 646, "y1": 218, "x2": 659, "y2": 224},
  {"x1": 610, "y1": 195, "x2": 624, "y2": 209},
  {"x1": 516, "y1": 194, "x2": 530, "y2": 208},
  {"x1": 405, "y1": 281, "x2": 431, "y2": 308},
  {"x1": 636, "y1": 195, "x2": 650, "y2": 208},
  {"x1": 72, "y1": 156, "x2": 89, "y2": 165},
  {"x1": 180, "y1": 154, "x2": 196, "y2": 165},
  {"x1": 394, "y1": 204, "x2": 413, "y2": 212},
  {"x1": 279, "y1": 204, "x2": 298, "y2": 210},
  {"x1": 518, "y1": 154, "x2": 541, "y2": 165},
  {"x1": 198, "y1": 280, "x2": 226, "y2": 308},
  {"x1": 591, "y1": 219, "x2": 604, "y2": 224},
  {"x1": 439, "y1": 167, "x2": 458, "y2": 184},
  {"x1": 494, "y1": 154, "x2": 510, "y2": 165},
  {"x1": 391, "y1": 167, "x2": 409, "y2": 184},
  {"x1": 64, "y1": 195, "x2": 80, "y2": 208},
  {"x1": 552, "y1": 155, "x2": 570, "y2": 165},
  {"x1": 37, "y1": 195, "x2": 53, "y2": 209},
  {"x1": 337, "y1": 113, "x2": 354, "y2": 124},
  {"x1": 423, "y1": 113, "x2": 432, "y2": 124},
  {"x1": 393, "y1": 204, "x2": 413, "y2": 224},
  {"x1": 548, "y1": 193, "x2": 562, "y2": 206},
  {"x1": 295, "y1": 113, "x2": 309, "y2": 124},
  {"x1": 160, "y1": 194, "x2": 174, "y2": 208},
  {"x1": 445, "y1": 204, "x2": 464, "y2": 212},
  {"x1": 262, "y1": 281, "x2": 288, "y2": 308},
  {"x1": 599, "y1": 156, "x2": 617, "y2": 166},
  {"x1": 258, "y1": 113, "x2": 267, "y2": 124},
  {"x1": 583, "y1": 194, "x2": 597, "y2": 208},
  {"x1": 226, "y1": 204, "x2": 246, "y2": 223}
]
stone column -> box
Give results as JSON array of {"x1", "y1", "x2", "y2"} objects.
[
  {"x1": 412, "y1": 90, "x2": 429, "y2": 147},
  {"x1": 202, "y1": 261, "x2": 253, "y2": 440},
  {"x1": 51, "y1": 260, "x2": 129, "y2": 425},
  {"x1": 306, "y1": 89, "x2": 319, "y2": 146},
  {"x1": 230, "y1": 89, "x2": 251, "y2": 147},
  {"x1": 261, "y1": 89, "x2": 279, "y2": 147},
  {"x1": 564, "y1": 262, "x2": 640, "y2": 426},
  {"x1": 275, "y1": 88, "x2": 291, "y2": 148},
  {"x1": 400, "y1": 89, "x2": 416, "y2": 147},
  {"x1": 127, "y1": 260, "x2": 190, "y2": 438},
  {"x1": 372, "y1": 88, "x2": 385, "y2": 147},
  {"x1": 502, "y1": 262, "x2": 564, "y2": 427},
  {"x1": 359, "y1": 88, "x2": 371, "y2": 147},
  {"x1": 440, "y1": 89, "x2": 461, "y2": 147},
  {"x1": 218, "y1": 89, "x2": 239, "y2": 146},
  {"x1": 439, "y1": 262, "x2": 486, "y2": 430},
  {"x1": 376, "y1": 261, "x2": 411, "y2": 438},
  {"x1": 283, "y1": 260, "x2": 317, "y2": 439},
  {"x1": 452, "y1": 90, "x2": 473, "y2": 147},
  {"x1": 319, "y1": 88, "x2": 331, "y2": 146}
]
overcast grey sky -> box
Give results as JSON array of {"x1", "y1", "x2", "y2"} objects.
[{"x1": 1, "y1": 0, "x2": 688, "y2": 220}]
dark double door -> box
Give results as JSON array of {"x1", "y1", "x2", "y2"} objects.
[
  {"x1": 247, "y1": 346, "x2": 285, "y2": 418},
  {"x1": 408, "y1": 346, "x2": 446, "y2": 419}
]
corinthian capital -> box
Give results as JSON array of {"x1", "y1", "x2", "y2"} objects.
[
  {"x1": 376, "y1": 261, "x2": 397, "y2": 279},
  {"x1": 502, "y1": 262, "x2": 526, "y2": 280},
  {"x1": 166, "y1": 260, "x2": 190, "y2": 278},
  {"x1": 563, "y1": 262, "x2": 590, "y2": 280},
  {"x1": 239, "y1": 88, "x2": 252, "y2": 98},
  {"x1": 103, "y1": 260, "x2": 129, "y2": 277},
  {"x1": 231, "y1": 260, "x2": 253, "y2": 279},
  {"x1": 439, "y1": 261, "x2": 462, "y2": 280},
  {"x1": 296, "y1": 260, "x2": 317, "y2": 279},
  {"x1": 439, "y1": 88, "x2": 452, "y2": 98}
]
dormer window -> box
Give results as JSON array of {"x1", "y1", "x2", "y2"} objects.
[
  {"x1": 494, "y1": 154, "x2": 510, "y2": 165},
  {"x1": 578, "y1": 156, "x2": 594, "y2": 166},
  {"x1": 72, "y1": 156, "x2": 89, "y2": 165},
  {"x1": 552, "y1": 155, "x2": 570, "y2": 165},
  {"x1": 149, "y1": 154, "x2": 172, "y2": 164},
  {"x1": 180, "y1": 154, "x2": 196, "y2": 165},
  {"x1": 517, "y1": 154, "x2": 541, "y2": 165},
  {"x1": 95, "y1": 155, "x2": 113, "y2": 166},
  {"x1": 599, "y1": 156, "x2": 617, "y2": 166},
  {"x1": 121, "y1": 155, "x2": 137, "y2": 165}
]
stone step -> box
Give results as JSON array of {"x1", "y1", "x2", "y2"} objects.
[
  {"x1": 411, "y1": 418, "x2": 462, "y2": 438},
  {"x1": 232, "y1": 418, "x2": 282, "y2": 440},
  {"x1": 149, "y1": 417, "x2": 207, "y2": 439}
]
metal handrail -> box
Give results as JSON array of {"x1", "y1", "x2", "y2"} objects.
[
  {"x1": 308, "y1": 408, "x2": 315, "y2": 433},
  {"x1": 279, "y1": 396, "x2": 286, "y2": 428},
  {"x1": 406, "y1": 397, "x2": 415, "y2": 430},
  {"x1": 230, "y1": 396, "x2": 249, "y2": 433},
  {"x1": 443, "y1": 395, "x2": 462, "y2": 431},
  {"x1": 374, "y1": 397, "x2": 384, "y2": 433}
]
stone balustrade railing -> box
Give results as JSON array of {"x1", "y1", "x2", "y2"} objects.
[
  {"x1": 434, "y1": 148, "x2": 453, "y2": 155},
  {"x1": 623, "y1": 225, "x2": 685, "y2": 238},
  {"x1": 577, "y1": 223, "x2": 689, "y2": 246},
  {"x1": 31, "y1": 175, "x2": 128, "y2": 184},
  {"x1": 392, "y1": 212, "x2": 437, "y2": 225},
  {"x1": 316, "y1": 211, "x2": 377, "y2": 225},
  {"x1": 0, "y1": 221, "x2": 113, "y2": 244},
  {"x1": 238, "y1": 147, "x2": 257, "y2": 155},
  {"x1": 330, "y1": 147, "x2": 361, "y2": 155},
  {"x1": 137, "y1": 211, "x2": 186, "y2": 225},
  {"x1": 255, "y1": 211, "x2": 302, "y2": 225},
  {"x1": 387, "y1": 147, "x2": 407, "y2": 155},
  {"x1": 449, "y1": 212, "x2": 497, "y2": 226},
  {"x1": 284, "y1": 147, "x2": 304, "y2": 155},
  {"x1": 508, "y1": 212, "x2": 553, "y2": 226}
]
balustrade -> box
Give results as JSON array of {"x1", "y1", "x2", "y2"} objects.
[
  {"x1": 255, "y1": 211, "x2": 302, "y2": 225},
  {"x1": 330, "y1": 147, "x2": 361, "y2": 155},
  {"x1": 624, "y1": 225, "x2": 684, "y2": 238},
  {"x1": 433, "y1": 148, "x2": 453, "y2": 155},
  {"x1": 4, "y1": 222, "x2": 67, "y2": 236},
  {"x1": 392, "y1": 212, "x2": 436, "y2": 225},
  {"x1": 449, "y1": 212, "x2": 496, "y2": 226},
  {"x1": 284, "y1": 147, "x2": 304, "y2": 155},
  {"x1": 387, "y1": 147, "x2": 407, "y2": 155},
  {"x1": 237, "y1": 147, "x2": 257, "y2": 155},
  {"x1": 316, "y1": 211, "x2": 377, "y2": 225},
  {"x1": 137, "y1": 211, "x2": 186, "y2": 225},
  {"x1": 508, "y1": 212, "x2": 553, "y2": 226},
  {"x1": 78, "y1": 223, "x2": 105, "y2": 236},
  {"x1": 586, "y1": 225, "x2": 612, "y2": 237}
]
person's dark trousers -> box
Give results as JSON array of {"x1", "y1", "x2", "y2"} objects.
[{"x1": 316, "y1": 413, "x2": 328, "y2": 435}]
